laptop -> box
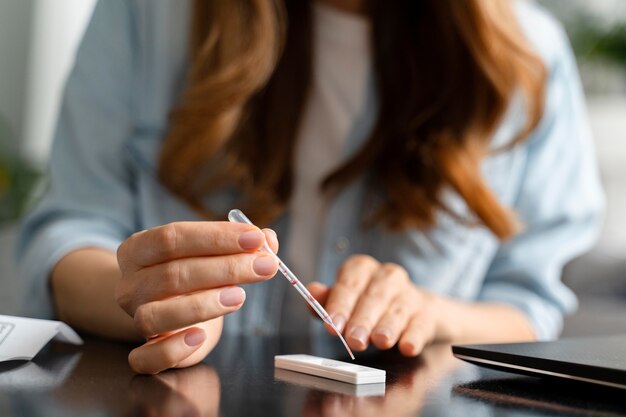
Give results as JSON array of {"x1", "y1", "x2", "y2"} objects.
[{"x1": 452, "y1": 334, "x2": 626, "y2": 390}]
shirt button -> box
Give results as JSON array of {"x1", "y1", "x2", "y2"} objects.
[{"x1": 334, "y1": 236, "x2": 350, "y2": 253}]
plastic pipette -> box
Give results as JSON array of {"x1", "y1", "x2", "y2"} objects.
[{"x1": 228, "y1": 209, "x2": 355, "y2": 360}]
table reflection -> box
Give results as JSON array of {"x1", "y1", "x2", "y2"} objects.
[
  {"x1": 294, "y1": 343, "x2": 463, "y2": 417},
  {"x1": 454, "y1": 376, "x2": 626, "y2": 415},
  {"x1": 0, "y1": 350, "x2": 80, "y2": 391},
  {"x1": 1, "y1": 335, "x2": 624, "y2": 416},
  {"x1": 273, "y1": 368, "x2": 386, "y2": 397},
  {"x1": 125, "y1": 339, "x2": 467, "y2": 417},
  {"x1": 129, "y1": 365, "x2": 220, "y2": 417}
]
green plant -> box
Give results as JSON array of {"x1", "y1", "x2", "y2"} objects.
[
  {"x1": 569, "y1": 19, "x2": 626, "y2": 67},
  {"x1": 0, "y1": 116, "x2": 41, "y2": 224},
  {"x1": 539, "y1": 0, "x2": 626, "y2": 68}
]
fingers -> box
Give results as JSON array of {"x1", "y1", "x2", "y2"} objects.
[
  {"x1": 323, "y1": 255, "x2": 379, "y2": 334},
  {"x1": 344, "y1": 263, "x2": 409, "y2": 351},
  {"x1": 118, "y1": 222, "x2": 267, "y2": 269},
  {"x1": 129, "y1": 327, "x2": 207, "y2": 374},
  {"x1": 118, "y1": 220, "x2": 281, "y2": 375},
  {"x1": 134, "y1": 287, "x2": 245, "y2": 337},
  {"x1": 370, "y1": 294, "x2": 415, "y2": 350},
  {"x1": 398, "y1": 305, "x2": 437, "y2": 357},
  {"x1": 120, "y1": 253, "x2": 277, "y2": 314},
  {"x1": 323, "y1": 255, "x2": 438, "y2": 356}
]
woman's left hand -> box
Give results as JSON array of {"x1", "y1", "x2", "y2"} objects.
[{"x1": 307, "y1": 255, "x2": 444, "y2": 356}]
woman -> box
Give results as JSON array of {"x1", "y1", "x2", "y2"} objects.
[{"x1": 17, "y1": 0, "x2": 603, "y2": 374}]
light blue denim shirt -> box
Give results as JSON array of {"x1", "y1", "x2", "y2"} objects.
[{"x1": 17, "y1": 0, "x2": 604, "y2": 340}]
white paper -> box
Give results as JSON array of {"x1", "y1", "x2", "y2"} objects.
[{"x1": 0, "y1": 315, "x2": 83, "y2": 362}]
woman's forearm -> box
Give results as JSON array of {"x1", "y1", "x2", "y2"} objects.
[
  {"x1": 51, "y1": 247, "x2": 142, "y2": 341},
  {"x1": 435, "y1": 296, "x2": 537, "y2": 344}
]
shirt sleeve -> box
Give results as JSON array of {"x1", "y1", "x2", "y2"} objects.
[
  {"x1": 477, "y1": 20, "x2": 605, "y2": 340},
  {"x1": 16, "y1": 0, "x2": 138, "y2": 319}
]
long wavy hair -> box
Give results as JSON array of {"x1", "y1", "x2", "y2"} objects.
[{"x1": 158, "y1": 0, "x2": 546, "y2": 239}]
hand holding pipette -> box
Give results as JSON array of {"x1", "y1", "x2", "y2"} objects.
[
  {"x1": 115, "y1": 220, "x2": 280, "y2": 374},
  {"x1": 228, "y1": 209, "x2": 355, "y2": 360}
]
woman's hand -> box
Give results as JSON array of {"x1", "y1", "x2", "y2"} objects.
[
  {"x1": 115, "y1": 221, "x2": 279, "y2": 374},
  {"x1": 307, "y1": 255, "x2": 444, "y2": 357},
  {"x1": 308, "y1": 254, "x2": 537, "y2": 357}
]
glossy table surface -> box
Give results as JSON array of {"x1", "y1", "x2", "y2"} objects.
[{"x1": 1, "y1": 333, "x2": 625, "y2": 417}]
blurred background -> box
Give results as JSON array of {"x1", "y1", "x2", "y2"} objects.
[
  {"x1": 0, "y1": 1, "x2": 624, "y2": 331},
  {"x1": 0, "y1": 0, "x2": 96, "y2": 314},
  {"x1": 538, "y1": 0, "x2": 626, "y2": 335}
]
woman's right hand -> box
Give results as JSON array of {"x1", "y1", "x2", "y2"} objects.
[{"x1": 115, "y1": 221, "x2": 278, "y2": 374}]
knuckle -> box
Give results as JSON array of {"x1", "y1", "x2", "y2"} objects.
[
  {"x1": 116, "y1": 240, "x2": 129, "y2": 265},
  {"x1": 345, "y1": 254, "x2": 378, "y2": 270},
  {"x1": 189, "y1": 295, "x2": 209, "y2": 322},
  {"x1": 337, "y1": 262, "x2": 351, "y2": 277},
  {"x1": 390, "y1": 305, "x2": 406, "y2": 318},
  {"x1": 334, "y1": 277, "x2": 359, "y2": 292},
  {"x1": 114, "y1": 285, "x2": 133, "y2": 314},
  {"x1": 155, "y1": 224, "x2": 179, "y2": 258},
  {"x1": 117, "y1": 230, "x2": 147, "y2": 270},
  {"x1": 380, "y1": 263, "x2": 408, "y2": 282},
  {"x1": 161, "y1": 262, "x2": 183, "y2": 292},
  {"x1": 225, "y1": 256, "x2": 240, "y2": 281},
  {"x1": 380, "y1": 262, "x2": 400, "y2": 275},
  {"x1": 134, "y1": 304, "x2": 156, "y2": 336},
  {"x1": 363, "y1": 285, "x2": 385, "y2": 299}
]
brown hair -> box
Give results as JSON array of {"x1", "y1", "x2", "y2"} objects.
[{"x1": 159, "y1": 0, "x2": 546, "y2": 239}]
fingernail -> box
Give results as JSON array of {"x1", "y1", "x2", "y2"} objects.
[
  {"x1": 349, "y1": 326, "x2": 368, "y2": 346},
  {"x1": 332, "y1": 314, "x2": 347, "y2": 333},
  {"x1": 253, "y1": 255, "x2": 277, "y2": 276},
  {"x1": 374, "y1": 327, "x2": 392, "y2": 342},
  {"x1": 265, "y1": 229, "x2": 278, "y2": 252},
  {"x1": 220, "y1": 287, "x2": 246, "y2": 307},
  {"x1": 239, "y1": 230, "x2": 263, "y2": 250},
  {"x1": 404, "y1": 342, "x2": 417, "y2": 356},
  {"x1": 184, "y1": 330, "x2": 206, "y2": 347}
]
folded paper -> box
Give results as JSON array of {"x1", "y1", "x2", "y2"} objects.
[{"x1": 0, "y1": 315, "x2": 83, "y2": 362}]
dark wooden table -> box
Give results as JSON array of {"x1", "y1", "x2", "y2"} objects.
[{"x1": 1, "y1": 332, "x2": 625, "y2": 417}]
